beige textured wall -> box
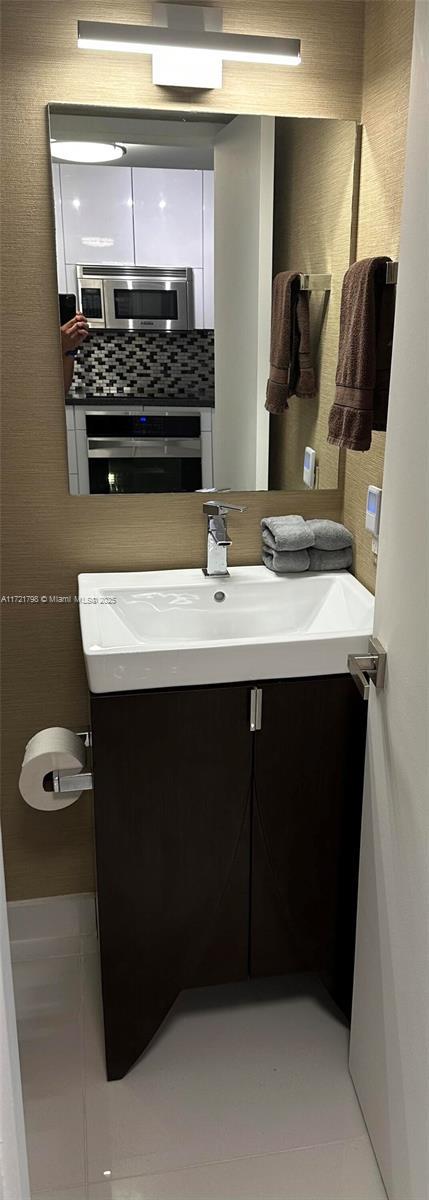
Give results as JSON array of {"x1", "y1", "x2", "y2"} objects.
[
  {"x1": 269, "y1": 117, "x2": 358, "y2": 491},
  {"x1": 342, "y1": 0, "x2": 415, "y2": 591},
  {"x1": 1, "y1": 0, "x2": 365, "y2": 900}
]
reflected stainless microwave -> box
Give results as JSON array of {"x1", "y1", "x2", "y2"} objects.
[{"x1": 76, "y1": 265, "x2": 193, "y2": 332}]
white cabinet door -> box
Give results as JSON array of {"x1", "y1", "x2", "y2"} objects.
[
  {"x1": 52, "y1": 163, "x2": 67, "y2": 293},
  {"x1": 66, "y1": 264, "x2": 77, "y2": 297},
  {"x1": 133, "y1": 168, "x2": 203, "y2": 268},
  {"x1": 60, "y1": 165, "x2": 134, "y2": 265},
  {"x1": 203, "y1": 170, "x2": 214, "y2": 328},
  {"x1": 192, "y1": 269, "x2": 204, "y2": 329}
]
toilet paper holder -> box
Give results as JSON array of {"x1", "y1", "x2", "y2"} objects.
[
  {"x1": 51, "y1": 729, "x2": 93, "y2": 795},
  {"x1": 52, "y1": 768, "x2": 93, "y2": 795}
]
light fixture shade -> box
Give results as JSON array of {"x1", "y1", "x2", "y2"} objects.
[
  {"x1": 50, "y1": 140, "x2": 126, "y2": 163},
  {"x1": 152, "y1": 47, "x2": 223, "y2": 88},
  {"x1": 77, "y1": 20, "x2": 301, "y2": 67}
]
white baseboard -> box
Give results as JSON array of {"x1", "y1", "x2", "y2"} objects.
[{"x1": 7, "y1": 892, "x2": 97, "y2": 962}]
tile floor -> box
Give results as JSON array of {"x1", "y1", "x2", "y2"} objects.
[{"x1": 14, "y1": 949, "x2": 387, "y2": 1200}]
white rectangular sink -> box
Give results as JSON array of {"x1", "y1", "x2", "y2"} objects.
[{"x1": 78, "y1": 566, "x2": 374, "y2": 694}]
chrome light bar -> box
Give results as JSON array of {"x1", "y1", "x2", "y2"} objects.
[{"x1": 77, "y1": 20, "x2": 301, "y2": 67}]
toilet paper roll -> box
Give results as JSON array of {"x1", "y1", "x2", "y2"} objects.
[{"x1": 19, "y1": 727, "x2": 87, "y2": 811}]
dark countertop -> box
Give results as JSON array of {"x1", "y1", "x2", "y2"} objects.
[{"x1": 66, "y1": 390, "x2": 215, "y2": 408}]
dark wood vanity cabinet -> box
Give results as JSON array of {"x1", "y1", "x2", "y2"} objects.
[
  {"x1": 91, "y1": 683, "x2": 253, "y2": 1080},
  {"x1": 91, "y1": 675, "x2": 367, "y2": 1080},
  {"x1": 251, "y1": 677, "x2": 367, "y2": 1017}
]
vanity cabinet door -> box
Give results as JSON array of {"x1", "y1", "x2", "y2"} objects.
[
  {"x1": 91, "y1": 683, "x2": 252, "y2": 1080},
  {"x1": 250, "y1": 675, "x2": 367, "y2": 1018}
]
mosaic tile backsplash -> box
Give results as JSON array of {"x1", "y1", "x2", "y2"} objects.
[{"x1": 71, "y1": 330, "x2": 214, "y2": 400}]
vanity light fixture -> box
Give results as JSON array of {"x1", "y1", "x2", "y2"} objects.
[
  {"x1": 50, "y1": 141, "x2": 126, "y2": 163},
  {"x1": 77, "y1": 6, "x2": 301, "y2": 90}
]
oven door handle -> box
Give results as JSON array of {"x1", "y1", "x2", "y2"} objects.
[
  {"x1": 87, "y1": 438, "x2": 200, "y2": 447},
  {"x1": 87, "y1": 438, "x2": 201, "y2": 458},
  {"x1": 88, "y1": 438, "x2": 152, "y2": 452}
]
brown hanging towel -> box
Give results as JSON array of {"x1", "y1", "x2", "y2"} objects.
[
  {"x1": 295, "y1": 289, "x2": 318, "y2": 399},
  {"x1": 265, "y1": 271, "x2": 317, "y2": 414},
  {"x1": 328, "y1": 256, "x2": 396, "y2": 451}
]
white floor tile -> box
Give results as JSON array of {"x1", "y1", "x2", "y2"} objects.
[
  {"x1": 83, "y1": 962, "x2": 368, "y2": 1184},
  {"x1": 13, "y1": 955, "x2": 81, "y2": 1022},
  {"x1": 15, "y1": 956, "x2": 86, "y2": 1195},
  {"x1": 15, "y1": 954, "x2": 386, "y2": 1200},
  {"x1": 86, "y1": 1137, "x2": 387, "y2": 1200},
  {"x1": 11, "y1": 934, "x2": 82, "y2": 963},
  {"x1": 32, "y1": 1190, "x2": 86, "y2": 1200},
  {"x1": 79, "y1": 894, "x2": 97, "y2": 936},
  {"x1": 8, "y1": 894, "x2": 84, "y2": 942},
  {"x1": 81, "y1": 932, "x2": 99, "y2": 956}
]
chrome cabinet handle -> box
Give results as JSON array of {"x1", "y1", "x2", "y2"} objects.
[
  {"x1": 348, "y1": 637, "x2": 386, "y2": 701},
  {"x1": 249, "y1": 687, "x2": 263, "y2": 732}
]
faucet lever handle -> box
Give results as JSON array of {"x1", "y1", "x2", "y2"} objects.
[{"x1": 203, "y1": 501, "x2": 247, "y2": 516}]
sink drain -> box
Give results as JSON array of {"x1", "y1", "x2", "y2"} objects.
[{"x1": 213, "y1": 591, "x2": 226, "y2": 603}]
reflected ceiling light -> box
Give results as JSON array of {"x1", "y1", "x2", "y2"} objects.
[
  {"x1": 51, "y1": 141, "x2": 126, "y2": 163},
  {"x1": 77, "y1": 9, "x2": 301, "y2": 89}
]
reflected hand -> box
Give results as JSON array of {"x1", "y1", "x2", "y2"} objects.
[{"x1": 61, "y1": 312, "x2": 89, "y2": 354}]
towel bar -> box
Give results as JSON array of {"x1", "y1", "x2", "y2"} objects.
[
  {"x1": 386, "y1": 261, "x2": 398, "y2": 285},
  {"x1": 299, "y1": 273, "x2": 331, "y2": 292},
  {"x1": 347, "y1": 636, "x2": 386, "y2": 700},
  {"x1": 299, "y1": 264, "x2": 397, "y2": 292}
]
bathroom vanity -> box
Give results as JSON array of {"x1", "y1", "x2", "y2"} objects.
[{"x1": 80, "y1": 567, "x2": 373, "y2": 1079}]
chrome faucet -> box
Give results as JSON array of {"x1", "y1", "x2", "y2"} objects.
[{"x1": 203, "y1": 501, "x2": 247, "y2": 577}]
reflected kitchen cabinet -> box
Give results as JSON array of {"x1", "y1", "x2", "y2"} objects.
[
  {"x1": 133, "y1": 168, "x2": 203, "y2": 269},
  {"x1": 203, "y1": 170, "x2": 215, "y2": 328},
  {"x1": 51, "y1": 163, "x2": 67, "y2": 293},
  {"x1": 192, "y1": 267, "x2": 205, "y2": 329},
  {"x1": 60, "y1": 164, "x2": 135, "y2": 265}
]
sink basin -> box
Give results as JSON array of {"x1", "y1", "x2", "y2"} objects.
[{"x1": 78, "y1": 566, "x2": 374, "y2": 694}]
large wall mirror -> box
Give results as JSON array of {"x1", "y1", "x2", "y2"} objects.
[{"x1": 48, "y1": 105, "x2": 360, "y2": 497}]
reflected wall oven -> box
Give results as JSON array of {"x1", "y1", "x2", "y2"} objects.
[
  {"x1": 77, "y1": 266, "x2": 193, "y2": 331},
  {"x1": 70, "y1": 406, "x2": 213, "y2": 495}
]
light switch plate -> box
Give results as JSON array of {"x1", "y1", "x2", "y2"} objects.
[
  {"x1": 303, "y1": 446, "x2": 316, "y2": 488},
  {"x1": 366, "y1": 485, "x2": 382, "y2": 535}
]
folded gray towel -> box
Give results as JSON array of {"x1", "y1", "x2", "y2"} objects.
[
  {"x1": 308, "y1": 546, "x2": 353, "y2": 571},
  {"x1": 263, "y1": 547, "x2": 310, "y2": 573},
  {"x1": 261, "y1": 515, "x2": 315, "y2": 552},
  {"x1": 306, "y1": 519, "x2": 352, "y2": 550}
]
